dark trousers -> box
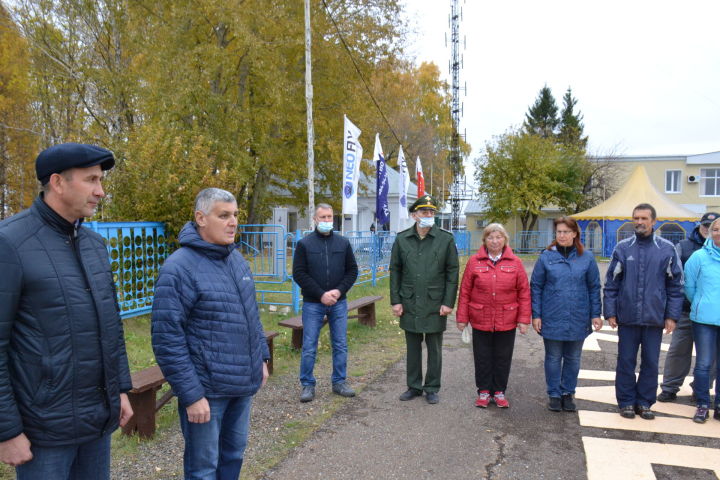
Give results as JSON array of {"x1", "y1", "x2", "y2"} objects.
[
  {"x1": 472, "y1": 328, "x2": 516, "y2": 393},
  {"x1": 405, "y1": 331, "x2": 443, "y2": 393},
  {"x1": 616, "y1": 325, "x2": 663, "y2": 408}
]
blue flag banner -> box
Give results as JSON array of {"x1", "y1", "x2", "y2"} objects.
[{"x1": 374, "y1": 134, "x2": 390, "y2": 226}]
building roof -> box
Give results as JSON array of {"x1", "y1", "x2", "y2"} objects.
[{"x1": 573, "y1": 165, "x2": 698, "y2": 220}]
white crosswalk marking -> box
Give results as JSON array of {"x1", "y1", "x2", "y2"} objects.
[
  {"x1": 583, "y1": 437, "x2": 720, "y2": 480},
  {"x1": 580, "y1": 410, "x2": 720, "y2": 438}
]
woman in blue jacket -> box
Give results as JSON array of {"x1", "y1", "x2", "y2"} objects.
[
  {"x1": 684, "y1": 217, "x2": 720, "y2": 423},
  {"x1": 531, "y1": 217, "x2": 602, "y2": 412}
]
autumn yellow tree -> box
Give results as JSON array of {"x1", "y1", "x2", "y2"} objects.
[{"x1": 0, "y1": 5, "x2": 38, "y2": 218}]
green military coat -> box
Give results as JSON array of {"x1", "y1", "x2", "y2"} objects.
[{"x1": 389, "y1": 224, "x2": 460, "y2": 333}]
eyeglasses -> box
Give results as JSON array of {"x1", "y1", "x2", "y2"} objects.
[{"x1": 556, "y1": 230, "x2": 574, "y2": 235}]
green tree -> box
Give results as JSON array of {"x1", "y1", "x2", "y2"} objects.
[
  {"x1": 523, "y1": 85, "x2": 559, "y2": 138},
  {"x1": 558, "y1": 87, "x2": 587, "y2": 150},
  {"x1": 477, "y1": 130, "x2": 564, "y2": 231}
]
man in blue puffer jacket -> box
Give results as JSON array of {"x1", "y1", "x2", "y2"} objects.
[
  {"x1": 0, "y1": 143, "x2": 133, "y2": 479},
  {"x1": 152, "y1": 188, "x2": 270, "y2": 480},
  {"x1": 603, "y1": 203, "x2": 684, "y2": 420}
]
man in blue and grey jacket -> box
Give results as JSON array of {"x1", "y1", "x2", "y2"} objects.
[
  {"x1": 603, "y1": 203, "x2": 684, "y2": 420},
  {"x1": 152, "y1": 188, "x2": 270, "y2": 479}
]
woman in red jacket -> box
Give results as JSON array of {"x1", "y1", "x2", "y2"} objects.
[{"x1": 456, "y1": 223, "x2": 531, "y2": 408}]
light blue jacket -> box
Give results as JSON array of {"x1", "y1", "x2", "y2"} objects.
[
  {"x1": 684, "y1": 237, "x2": 720, "y2": 326},
  {"x1": 530, "y1": 247, "x2": 601, "y2": 341}
]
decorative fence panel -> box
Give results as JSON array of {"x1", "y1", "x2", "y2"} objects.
[{"x1": 85, "y1": 221, "x2": 168, "y2": 319}]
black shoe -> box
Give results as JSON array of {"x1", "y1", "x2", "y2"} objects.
[
  {"x1": 332, "y1": 382, "x2": 356, "y2": 398},
  {"x1": 425, "y1": 392, "x2": 439, "y2": 404},
  {"x1": 548, "y1": 397, "x2": 562, "y2": 412},
  {"x1": 656, "y1": 391, "x2": 677, "y2": 402},
  {"x1": 694, "y1": 405, "x2": 709, "y2": 423},
  {"x1": 561, "y1": 394, "x2": 577, "y2": 412},
  {"x1": 634, "y1": 405, "x2": 655, "y2": 420},
  {"x1": 619, "y1": 405, "x2": 635, "y2": 419},
  {"x1": 399, "y1": 389, "x2": 422, "y2": 401},
  {"x1": 300, "y1": 385, "x2": 315, "y2": 403},
  {"x1": 714, "y1": 406, "x2": 720, "y2": 421}
]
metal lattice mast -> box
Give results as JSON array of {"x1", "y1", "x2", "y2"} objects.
[{"x1": 449, "y1": 0, "x2": 463, "y2": 230}]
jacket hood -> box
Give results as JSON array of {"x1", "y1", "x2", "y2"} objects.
[
  {"x1": 690, "y1": 226, "x2": 707, "y2": 246},
  {"x1": 178, "y1": 221, "x2": 235, "y2": 259},
  {"x1": 703, "y1": 235, "x2": 720, "y2": 260}
]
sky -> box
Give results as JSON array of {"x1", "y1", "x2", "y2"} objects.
[{"x1": 403, "y1": 0, "x2": 720, "y2": 170}]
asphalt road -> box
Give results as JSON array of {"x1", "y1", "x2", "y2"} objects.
[{"x1": 260, "y1": 260, "x2": 720, "y2": 480}]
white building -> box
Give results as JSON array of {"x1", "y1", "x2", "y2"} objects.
[{"x1": 269, "y1": 166, "x2": 418, "y2": 234}]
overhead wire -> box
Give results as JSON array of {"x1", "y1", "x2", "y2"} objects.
[{"x1": 319, "y1": 0, "x2": 403, "y2": 148}]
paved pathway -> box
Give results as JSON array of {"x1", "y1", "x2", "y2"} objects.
[{"x1": 260, "y1": 320, "x2": 720, "y2": 479}]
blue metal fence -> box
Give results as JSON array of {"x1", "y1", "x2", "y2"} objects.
[
  {"x1": 344, "y1": 231, "x2": 395, "y2": 286},
  {"x1": 236, "y1": 224, "x2": 298, "y2": 311},
  {"x1": 513, "y1": 229, "x2": 688, "y2": 256},
  {"x1": 87, "y1": 222, "x2": 475, "y2": 318},
  {"x1": 85, "y1": 221, "x2": 168, "y2": 319}
]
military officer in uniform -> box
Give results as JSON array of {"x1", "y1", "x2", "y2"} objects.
[{"x1": 389, "y1": 195, "x2": 459, "y2": 404}]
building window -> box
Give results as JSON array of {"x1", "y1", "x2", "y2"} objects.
[
  {"x1": 701, "y1": 168, "x2": 720, "y2": 196},
  {"x1": 665, "y1": 170, "x2": 681, "y2": 193}
]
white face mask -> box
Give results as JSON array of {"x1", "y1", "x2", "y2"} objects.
[
  {"x1": 418, "y1": 217, "x2": 435, "y2": 228},
  {"x1": 317, "y1": 221, "x2": 333, "y2": 233}
]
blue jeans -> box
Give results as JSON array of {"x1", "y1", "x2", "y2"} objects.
[
  {"x1": 543, "y1": 338, "x2": 584, "y2": 397},
  {"x1": 16, "y1": 433, "x2": 111, "y2": 480},
  {"x1": 178, "y1": 396, "x2": 253, "y2": 480},
  {"x1": 692, "y1": 322, "x2": 720, "y2": 407},
  {"x1": 616, "y1": 325, "x2": 663, "y2": 408},
  {"x1": 300, "y1": 299, "x2": 348, "y2": 386}
]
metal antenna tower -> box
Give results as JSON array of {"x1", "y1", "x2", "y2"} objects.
[{"x1": 448, "y1": 0, "x2": 467, "y2": 230}]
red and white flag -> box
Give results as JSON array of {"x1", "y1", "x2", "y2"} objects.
[{"x1": 416, "y1": 156, "x2": 425, "y2": 197}]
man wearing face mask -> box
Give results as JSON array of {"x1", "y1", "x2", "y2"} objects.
[
  {"x1": 293, "y1": 204, "x2": 359, "y2": 403},
  {"x1": 390, "y1": 195, "x2": 459, "y2": 404}
]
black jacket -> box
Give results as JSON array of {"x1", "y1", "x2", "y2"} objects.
[
  {"x1": 292, "y1": 230, "x2": 358, "y2": 303},
  {"x1": 0, "y1": 197, "x2": 132, "y2": 446},
  {"x1": 676, "y1": 226, "x2": 706, "y2": 313}
]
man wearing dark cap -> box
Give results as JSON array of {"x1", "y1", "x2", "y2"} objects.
[
  {"x1": 0, "y1": 143, "x2": 133, "y2": 479},
  {"x1": 390, "y1": 195, "x2": 459, "y2": 404},
  {"x1": 658, "y1": 211, "x2": 720, "y2": 403}
]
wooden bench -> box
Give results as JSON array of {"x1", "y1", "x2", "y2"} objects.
[
  {"x1": 122, "y1": 330, "x2": 279, "y2": 438},
  {"x1": 278, "y1": 295, "x2": 383, "y2": 350}
]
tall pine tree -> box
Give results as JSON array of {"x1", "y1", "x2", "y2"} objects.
[
  {"x1": 523, "y1": 85, "x2": 559, "y2": 138},
  {"x1": 558, "y1": 87, "x2": 588, "y2": 150}
]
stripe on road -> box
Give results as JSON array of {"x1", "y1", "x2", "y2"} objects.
[
  {"x1": 583, "y1": 436, "x2": 720, "y2": 480},
  {"x1": 579, "y1": 410, "x2": 720, "y2": 437}
]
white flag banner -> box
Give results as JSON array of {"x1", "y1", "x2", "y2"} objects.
[
  {"x1": 342, "y1": 115, "x2": 363, "y2": 215},
  {"x1": 398, "y1": 145, "x2": 409, "y2": 220}
]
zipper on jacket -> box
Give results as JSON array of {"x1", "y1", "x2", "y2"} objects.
[
  {"x1": 226, "y1": 256, "x2": 259, "y2": 386},
  {"x1": 325, "y1": 239, "x2": 330, "y2": 291}
]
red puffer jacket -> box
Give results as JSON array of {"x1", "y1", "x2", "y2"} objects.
[{"x1": 456, "y1": 246, "x2": 531, "y2": 332}]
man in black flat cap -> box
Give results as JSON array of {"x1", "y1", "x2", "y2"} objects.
[
  {"x1": 390, "y1": 195, "x2": 459, "y2": 404},
  {"x1": 0, "y1": 143, "x2": 133, "y2": 479}
]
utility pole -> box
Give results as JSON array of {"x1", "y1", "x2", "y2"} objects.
[{"x1": 305, "y1": 0, "x2": 316, "y2": 226}]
